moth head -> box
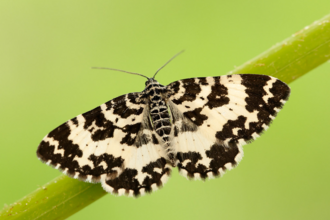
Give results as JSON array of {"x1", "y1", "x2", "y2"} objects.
[{"x1": 145, "y1": 78, "x2": 158, "y2": 86}]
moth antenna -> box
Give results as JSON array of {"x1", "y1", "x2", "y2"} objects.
[
  {"x1": 153, "y1": 50, "x2": 184, "y2": 79},
  {"x1": 92, "y1": 67, "x2": 149, "y2": 79}
]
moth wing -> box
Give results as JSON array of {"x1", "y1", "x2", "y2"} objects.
[
  {"x1": 37, "y1": 93, "x2": 171, "y2": 197},
  {"x1": 166, "y1": 74, "x2": 290, "y2": 179}
]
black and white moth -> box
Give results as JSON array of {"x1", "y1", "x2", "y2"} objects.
[{"x1": 37, "y1": 53, "x2": 290, "y2": 197}]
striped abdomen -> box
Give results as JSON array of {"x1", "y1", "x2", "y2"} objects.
[
  {"x1": 147, "y1": 84, "x2": 172, "y2": 155},
  {"x1": 150, "y1": 100, "x2": 171, "y2": 145}
]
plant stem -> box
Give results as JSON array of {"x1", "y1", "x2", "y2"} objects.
[
  {"x1": 0, "y1": 175, "x2": 106, "y2": 220},
  {"x1": 229, "y1": 14, "x2": 330, "y2": 84},
  {"x1": 1, "y1": 13, "x2": 330, "y2": 220}
]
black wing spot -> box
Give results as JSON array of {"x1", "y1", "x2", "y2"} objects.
[
  {"x1": 183, "y1": 107, "x2": 208, "y2": 126},
  {"x1": 205, "y1": 80, "x2": 229, "y2": 109},
  {"x1": 152, "y1": 134, "x2": 159, "y2": 144},
  {"x1": 171, "y1": 78, "x2": 202, "y2": 105}
]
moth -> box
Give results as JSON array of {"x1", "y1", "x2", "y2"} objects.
[{"x1": 37, "y1": 52, "x2": 290, "y2": 197}]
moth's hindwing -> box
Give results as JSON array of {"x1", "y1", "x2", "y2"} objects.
[
  {"x1": 37, "y1": 93, "x2": 171, "y2": 197},
  {"x1": 166, "y1": 74, "x2": 290, "y2": 179}
]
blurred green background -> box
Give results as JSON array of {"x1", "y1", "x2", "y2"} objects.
[{"x1": 1, "y1": 1, "x2": 330, "y2": 220}]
